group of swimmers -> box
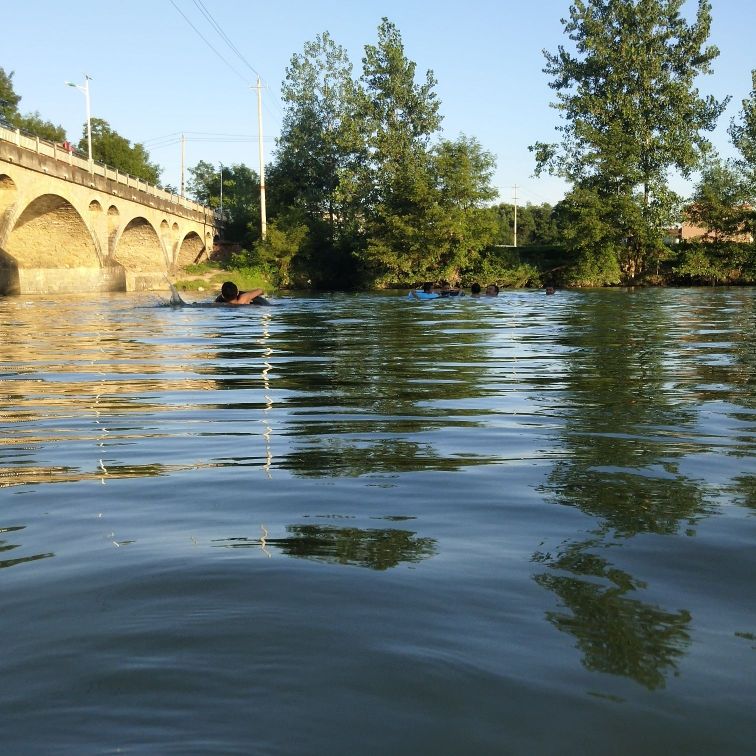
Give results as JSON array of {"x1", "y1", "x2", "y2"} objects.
[
  {"x1": 213, "y1": 279, "x2": 555, "y2": 306},
  {"x1": 408, "y1": 282, "x2": 500, "y2": 300}
]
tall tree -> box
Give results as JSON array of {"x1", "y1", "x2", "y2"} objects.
[
  {"x1": 531, "y1": 0, "x2": 727, "y2": 283},
  {"x1": 0, "y1": 68, "x2": 21, "y2": 125},
  {"x1": 271, "y1": 31, "x2": 364, "y2": 287},
  {"x1": 274, "y1": 32, "x2": 360, "y2": 233},
  {"x1": 429, "y1": 135, "x2": 498, "y2": 277},
  {"x1": 355, "y1": 18, "x2": 444, "y2": 284},
  {"x1": 81, "y1": 118, "x2": 161, "y2": 183}
]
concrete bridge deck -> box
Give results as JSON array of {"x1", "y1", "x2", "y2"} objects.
[{"x1": 0, "y1": 126, "x2": 219, "y2": 295}]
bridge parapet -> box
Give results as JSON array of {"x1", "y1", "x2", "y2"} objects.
[{"x1": 0, "y1": 126, "x2": 216, "y2": 224}]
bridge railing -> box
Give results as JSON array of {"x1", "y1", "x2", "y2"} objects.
[{"x1": 0, "y1": 125, "x2": 218, "y2": 218}]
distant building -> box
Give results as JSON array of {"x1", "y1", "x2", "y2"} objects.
[{"x1": 666, "y1": 206, "x2": 753, "y2": 244}]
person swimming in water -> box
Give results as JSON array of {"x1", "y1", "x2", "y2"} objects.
[
  {"x1": 215, "y1": 281, "x2": 269, "y2": 305},
  {"x1": 408, "y1": 282, "x2": 440, "y2": 300}
]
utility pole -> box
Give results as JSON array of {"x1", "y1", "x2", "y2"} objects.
[
  {"x1": 512, "y1": 184, "x2": 519, "y2": 248},
  {"x1": 255, "y1": 77, "x2": 267, "y2": 241},
  {"x1": 219, "y1": 163, "x2": 224, "y2": 239},
  {"x1": 180, "y1": 133, "x2": 185, "y2": 196}
]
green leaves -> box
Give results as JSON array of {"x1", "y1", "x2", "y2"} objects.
[
  {"x1": 83, "y1": 118, "x2": 161, "y2": 183},
  {"x1": 271, "y1": 19, "x2": 498, "y2": 287},
  {"x1": 187, "y1": 161, "x2": 260, "y2": 247},
  {"x1": 687, "y1": 157, "x2": 751, "y2": 243},
  {"x1": 533, "y1": 0, "x2": 727, "y2": 282},
  {"x1": 729, "y1": 69, "x2": 756, "y2": 206}
]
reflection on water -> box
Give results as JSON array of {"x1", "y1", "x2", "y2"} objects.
[
  {"x1": 533, "y1": 536, "x2": 691, "y2": 690},
  {"x1": 532, "y1": 292, "x2": 736, "y2": 690},
  {"x1": 1, "y1": 290, "x2": 756, "y2": 752},
  {"x1": 214, "y1": 523, "x2": 437, "y2": 570},
  {"x1": 0, "y1": 525, "x2": 54, "y2": 569}
]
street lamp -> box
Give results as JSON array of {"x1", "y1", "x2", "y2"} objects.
[{"x1": 65, "y1": 75, "x2": 92, "y2": 162}]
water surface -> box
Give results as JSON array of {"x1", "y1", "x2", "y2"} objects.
[{"x1": 1, "y1": 288, "x2": 755, "y2": 754}]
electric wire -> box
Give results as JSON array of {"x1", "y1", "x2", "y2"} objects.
[
  {"x1": 191, "y1": 0, "x2": 284, "y2": 125},
  {"x1": 169, "y1": 0, "x2": 283, "y2": 131},
  {"x1": 192, "y1": 0, "x2": 262, "y2": 81},
  {"x1": 168, "y1": 0, "x2": 249, "y2": 84}
]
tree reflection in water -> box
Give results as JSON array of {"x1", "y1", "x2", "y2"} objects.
[
  {"x1": 533, "y1": 536, "x2": 690, "y2": 690},
  {"x1": 209, "y1": 299, "x2": 500, "y2": 477},
  {"x1": 534, "y1": 292, "x2": 706, "y2": 689},
  {"x1": 214, "y1": 523, "x2": 436, "y2": 570}
]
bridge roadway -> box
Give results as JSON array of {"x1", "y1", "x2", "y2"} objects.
[{"x1": 0, "y1": 127, "x2": 219, "y2": 295}]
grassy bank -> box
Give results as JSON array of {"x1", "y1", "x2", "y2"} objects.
[{"x1": 173, "y1": 262, "x2": 273, "y2": 294}]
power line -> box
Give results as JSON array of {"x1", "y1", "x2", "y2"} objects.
[
  {"x1": 190, "y1": 1, "x2": 284, "y2": 127},
  {"x1": 145, "y1": 135, "x2": 277, "y2": 153},
  {"x1": 167, "y1": 1, "x2": 282, "y2": 132},
  {"x1": 168, "y1": 0, "x2": 249, "y2": 84},
  {"x1": 192, "y1": 0, "x2": 262, "y2": 81}
]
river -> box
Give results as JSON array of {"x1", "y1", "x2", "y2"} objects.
[{"x1": 1, "y1": 288, "x2": 754, "y2": 754}]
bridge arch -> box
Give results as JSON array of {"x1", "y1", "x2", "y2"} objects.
[
  {"x1": 113, "y1": 216, "x2": 168, "y2": 273},
  {"x1": 176, "y1": 230, "x2": 205, "y2": 268},
  {"x1": 3, "y1": 193, "x2": 100, "y2": 269}
]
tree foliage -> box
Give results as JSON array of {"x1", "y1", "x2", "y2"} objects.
[
  {"x1": 262, "y1": 19, "x2": 501, "y2": 288},
  {"x1": 729, "y1": 69, "x2": 756, "y2": 175},
  {"x1": 531, "y1": 0, "x2": 727, "y2": 282},
  {"x1": 80, "y1": 118, "x2": 161, "y2": 182},
  {"x1": 686, "y1": 157, "x2": 751, "y2": 243},
  {"x1": 728, "y1": 69, "x2": 756, "y2": 240},
  {"x1": 270, "y1": 31, "x2": 364, "y2": 287},
  {"x1": 274, "y1": 32, "x2": 358, "y2": 231},
  {"x1": 355, "y1": 18, "x2": 444, "y2": 284},
  {"x1": 187, "y1": 160, "x2": 260, "y2": 247}
]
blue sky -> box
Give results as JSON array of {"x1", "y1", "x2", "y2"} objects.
[{"x1": 3, "y1": 0, "x2": 754, "y2": 205}]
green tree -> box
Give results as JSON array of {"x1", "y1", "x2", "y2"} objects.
[
  {"x1": 529, "y1": 203, "x2": 560, "y2": 245},
  {"x1": 275, "y1": 32, "x2": 360, "y2": 233},
  {"x1": 488, "y1": 203, "x2": 560, "y2": 247},
  {"x1": 553, "y1": 184, "x2": 623, "y2": 285},
  {"x1": 252, "y1": 217, "x2": 309, "y2": 288},
  {"x1": 428, "y1": 135, "x2": 499, "y2": 278},
  {"x1": 0, "y1": 68, "x2": 21, "y2": 125},
  {"x1": 187, "y1": 160, "x2": 260, "y2": 247},
  {"x1": 271, "y1": 31, "x2": 365, "y2": 287},
  {"x1": 355, "y1": 18, "x2": 444, "y2": 284},
  {"x1": 686, "y1": 157, "x2": 751, "y2": 243},
  {"x1": 729, "y1": 69, "x2": 756, "y2": 176},
  {"x1": 0, "y1": 66, "x2": 65, "y2": 141},
  {"x1": 81, "y1": 118, "x2": 161, "y2": 183},
  {"x1": 531, "y1": 0, "x2": 727, "y2": 283},
  {"x1": 14, "y1": 112, "x2": 65, "y2": 142},
  {"x1": 729, "y1": 69, "x2": 756, "y2": 239}
]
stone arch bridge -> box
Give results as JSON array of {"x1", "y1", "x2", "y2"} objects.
[{"x1": 0, "y1": 127, "x2": 218, "y2": 295}]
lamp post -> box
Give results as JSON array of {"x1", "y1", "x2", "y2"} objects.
[{"x1": 65, "y1": 75, "x2": 92, "y2": 162}]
